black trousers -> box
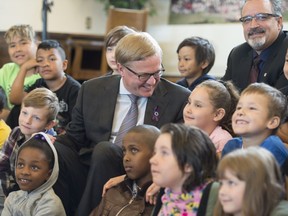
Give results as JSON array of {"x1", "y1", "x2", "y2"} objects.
[
  {"x1": 53, "y1": 141, "x2": 88, "y2": 216},
  {"x1": 77, "y1": 141, "x2": 125, "y2": 216}
]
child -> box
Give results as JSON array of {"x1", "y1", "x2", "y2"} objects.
[
  {"x1": 0, "y1": 88, "x2": 59, "y2": 196},
  {"x1": 183, "y1": 80, "x2": 239, "y2": 154},
  {"x1": 222, "y1": 83, "x2": 288, "y2": 172},
  {"x1": 278, "y1": 48, "x2": 288, "y2": 144},
  {"x1": 215, "y1": 147, "x2": 288, "y2": 216},
  {"x1": 0, "y1": 24, "x2": 40, "y2": 119},
  {"x1": 104, "y1": 25, "x2": 135, "y2": 75},
  {"x1": 176, "y1": 36, "x2": 216, "y2": 91},
  {"x1": 2, "y1": 132, "x2": 66, "y2": 215},
  {"x1": 0, "y1": 87, "x2": 11, "y2": 149},
  {"x1": 150, "y1": 123, "x2": 219, "y2": 215},
  {"x1": 89, "y1": 124, "x2": 160, "y2": 216},
  {"x1": 9, "y1": 39, "x2": 81, "y2": 134},
  {"x1": 0, "y1": 86, "x2": 11, "y2": 215}
]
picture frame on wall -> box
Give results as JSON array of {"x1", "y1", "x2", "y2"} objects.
[{"x1": 169, "y1": 0, "x2": 288, "y2": 24}]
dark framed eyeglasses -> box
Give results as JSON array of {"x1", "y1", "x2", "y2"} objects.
[
  {"x1": 123, "y1": 65, "x2": 165, "y2": 82},
  {"x1": 239, "y1": 13, "x2": 279, "y2": 24}
]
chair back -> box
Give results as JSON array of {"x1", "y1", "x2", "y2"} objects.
[
  {"x1": 106, "y1": 7, "x2": 148, "y2": 32},
  {"x1": 101, "y1": 7, "x2": 148, "y2": 75}
]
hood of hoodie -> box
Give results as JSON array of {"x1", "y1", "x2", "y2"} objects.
[{"x1": 15, "y1": 132, "x2": 59, "y2": 195}]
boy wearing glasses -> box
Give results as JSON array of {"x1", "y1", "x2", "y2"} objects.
[
  {"x1": 54, "y1": 32, "x2": 191, "y2": 216},
  {"x1": 222, "y1": 0, "x2": 288, "y2": 96}
]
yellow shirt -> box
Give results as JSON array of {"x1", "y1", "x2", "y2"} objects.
[{"x1": 0, "y1": 119, "x2": 11, "y2": 149}]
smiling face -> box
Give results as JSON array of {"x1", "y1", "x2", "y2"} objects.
[
  {"x1": 18, "y1": 106, "x2": 53, "y2": 139},
  {"x1": 122, "y1": 132, "x2": 153, "y2": 187},
  {"x1": 36, "y1": 48, "x2": 67, "y2": 80},
  {"x1": 177, "y1": 46, "x2": 204, "y2": 80},
  {"x1": 183, "y1": 86, "x2": 218, "y2": 134},
  {"x1": 232, "y1": 93, "x2": 277, "y2": 138},
  {"x1": 16, "y1": 147, "x2": 51, "y2": 192},
  {"x1": 218, "y1": 169, "x2": 246, "y2": 216},
  {"x1": 150, "y1": 133, "x2": 189, "y2": 193},
  {"x1": 118, "y1": 55, "x2": 161, "y2": 97},
  {"x1": 241, "y1": 0, "x2": 282, "y2": 52},
  {"x1": 8, "y1": 36, "x2": 37, "y2": 66}
]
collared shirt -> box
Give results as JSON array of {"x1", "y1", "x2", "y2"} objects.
[
  {"x1": 110, "y1": 78, "x2": 147, "y2": 142},
  {"x1": 176, "y1": 74, "x2": 215, "y2": 91}
]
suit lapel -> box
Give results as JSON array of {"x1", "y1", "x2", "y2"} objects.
[
  {"x1": 99, "y1": 76, "x2": 121, "y2": 130},
  {"x1": 144, "y1": 79, "x2": 168, "y2": 127},
  {"x1": 241, "y1": 49, "x2": 254, "y2": 87},
  {"x1": 261, "y1": 32, "x2": 288, "y2": 81}
]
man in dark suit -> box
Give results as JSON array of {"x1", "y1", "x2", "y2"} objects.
[
  {"x1": 53, "y1": 32, "x2": 191, "y2": 216},
  {"x1": 222, "y1": 0, "x2": 288, "y2": 95}
]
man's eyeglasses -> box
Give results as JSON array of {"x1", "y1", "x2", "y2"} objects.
[
  {"x1": 123, "y1": 65, "x2": 165, "y2": 82},
  {"x1": 239, "y1": 13, "x2": 279, "y2": 24}
]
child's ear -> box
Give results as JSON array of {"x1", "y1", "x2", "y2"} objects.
[
  {"x1": 213, "y1": 108, "x2": 226, "y2": 122},
  {"x1": 200, "y1": 60, "x2": 209, "y2": 70},
  {"x1": 45, "y1": 120, "x2": 56, "y2": 131},
  {"x1": 184, "y1": 164, "x2": 193, "y2": 174},
  {"x1": 62, "y1": 59, "x2": 68, "y2": 71},
  {"x1": 267, "y1": 116, "x2": 280, "y2": 130}
]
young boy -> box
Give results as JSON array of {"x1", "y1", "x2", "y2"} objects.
[
  {"x1": 222, "y1": 83, "x2": 288, "y2": 173},
  {"x1": 2, "y1": 132, "x2": 66, "y2": 215},
  {"x1": 104, "y1": 25, "x2": 135, "y2": 75},
  {"x1": 176, "y1": 36, "x2": 216, "y2": 91},
  {"x1": 0, "y1": 87, "x2": 11, "y2": 149},
  {"x1": 89, "y1": 125, "x2": 160, "y2": 216},
  {"x1": 9, "y1": 39, "x2": 81, "y2": 134},
  {"x1": 278, "y1": 48, "x2": 288, "y2": 144},
  {"x1": 0, "y1": 24, "x2": 40, "y2": 120},
  {"x1": 0, "y1": 88, "x2": 59, "y2": 196}
]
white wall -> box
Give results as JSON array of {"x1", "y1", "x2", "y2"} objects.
[{"x1": 1, "y1": 0, "x2": 282, "y2": 77}]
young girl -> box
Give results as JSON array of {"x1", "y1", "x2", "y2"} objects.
[
  {"x1": 150, "y1": 123, "x2": 219, "y2": 215},
  {"x1": 215, "y1": 146, "x2": 288, "y2": 216},
  {"x1": 104, "y1": 25, "x2": 135, "y2": 75},
  {"x1": 183, "y1": 79, "x2": 239, "y2": 153},
  {"x1": 2, "y1": 132, "x2": 66, "y2": 215}
]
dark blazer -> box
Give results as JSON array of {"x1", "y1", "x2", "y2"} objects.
[
  {"x1": 57, "y1": 75, "x2": 191, "y2": 159},
  {"x1": 222, "y1": 31, "x2": 288, "y2": 95}
]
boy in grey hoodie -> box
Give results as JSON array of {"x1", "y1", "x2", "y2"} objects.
[{"x1": 2, "y1": 132, "x2": 66, "y2": 216}]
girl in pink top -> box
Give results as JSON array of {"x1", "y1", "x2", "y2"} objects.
[{"x1": 183, "y1": 80, "x2": 239, "y2": 154}]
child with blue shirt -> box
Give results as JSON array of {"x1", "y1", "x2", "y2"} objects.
[
  {"x1": 176, "y1": 36, "x2": 215, "y2": 91},
  {"x1": 222, "y1": 83, "x2": 288, "y2": 173}
]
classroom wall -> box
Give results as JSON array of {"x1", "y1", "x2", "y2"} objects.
[{"x1": 1, "y1": 0, "x2": 284, "y2": 77}]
